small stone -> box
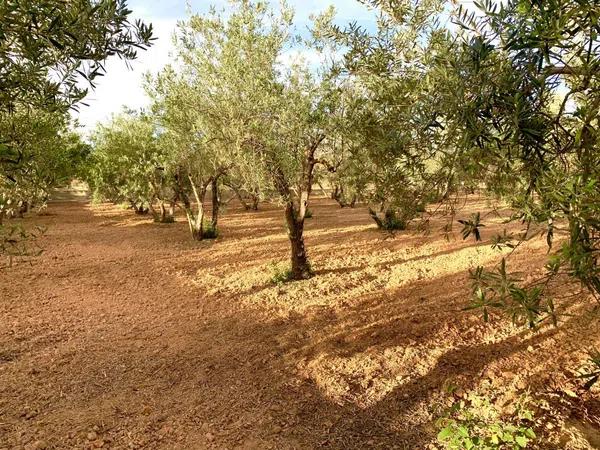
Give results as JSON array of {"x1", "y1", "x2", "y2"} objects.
[
  {"x1": 271, "y1": 425, "x2": 282, "y2": 434},
  {"x1": 205, "y1": 432, "x2": 215, "y2": 442},
  {"x1": 527, "y1": 345, "x2": 534, "y2": 353},
  {"x1": 87, "y1": 432, "x2": 98, "y2": 441},
  {"x1": 32, "y1": 440, "x2": 47, "y2": 450}
]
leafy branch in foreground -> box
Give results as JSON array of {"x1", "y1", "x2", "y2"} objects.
[
  {"x1": 449, "y1": 0, "x2": 600, "y2": 311},
  {"x1": 490, "y1": 230, "x2": 517, "y2": 251},
  {"x1": 466, "y1": 259, "x2": 558, "y2": 329},
  {"x1": 459, "y1": 212, "x2": 485, "y2": 241},
  {"x1": 0, "y1": 0, "x2": 154, "y2": 115},
  {"x1": 578, "y1": 349, "x2": 600, "y2": 390}
]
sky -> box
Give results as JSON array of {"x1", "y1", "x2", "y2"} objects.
[{"x1": 74, "y1": 0, "x2": 379, "y2": 134}]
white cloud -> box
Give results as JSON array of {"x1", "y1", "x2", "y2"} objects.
[
  {"x1": 73, "y1": 0, "x2": 375, "y2": 134},
  {"x1": 74, "y1": 17, "x2": 178, "y2": 134}
]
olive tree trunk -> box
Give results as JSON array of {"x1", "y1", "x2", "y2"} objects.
[
  {"x1": 285, "y1": 202, "x2": 311, "y2": 279},
  {"x1": 185, "y1": 176, "x2": 208, "y2": 241},
  {"x1": 269, "y1": 135, "x2": 326, "y2": 280},
  {"x1": 211, "y1": 177, "x2": 220, "y2": 229},
  {"x1": 130, "y1": 200, "x2": 149, "y2": 215}
]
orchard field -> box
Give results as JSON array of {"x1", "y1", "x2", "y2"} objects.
[
  {"x1": 2, "y1": 0, "x2": 600, "y2": 449},
  {"x1": 1, "y1": 193, "x2": 599, "y2": 449}
]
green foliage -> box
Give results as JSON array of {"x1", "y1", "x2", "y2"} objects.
[
  {"x1": 304, "y1": 209, "x2": 313, "y2": 219},
  {"x1": 144, "y1": 1, "x2": 293, "y2": 241},
  {"x1": 269, "y1": 261, "x2": 293, "y2": 285},
  {"x1": 467, "y1": 259, "x2": 556, "y2": 328},
  {"x1": 1, "y1": 0, "x2": 153, "y2": 197},
  {"x1": 446, "y1": 0, "x2": 600, "y2": 314},
  {"x1": 459, "y1": 213, "x2": 485, "y2": 241},
  {"x1": 490, "y1": 231, "x2": 517, "y2": 251},
  {"x1": 369, "y1": 208, "x2": 411, "y2": 231},
  {"x1": 86, "y1": 111, "x2": 168, "y2": 215},
  {"x1": 437, "y1": 393, "x2": 536, "y2": 450},
  {"x1": 579, "y1": 349, "x2": 600, "y2": 390},
  {"x1": 0, "y1": 0, "x2": 153, "y2": 115},
  {"x1": 202, "y1": 222, "x2": 219, "y2": 240},
  {"x1": 318, "y1": 0, "x2": 458, "y2": 223},
  {"x1": 0, "y1": 109, "x2": 89, "y2": 216}
]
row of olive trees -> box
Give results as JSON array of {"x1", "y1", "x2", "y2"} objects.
[
  {"x1": 87, "y1": 0, "x2": 600, "y2": 319},
  {"x1": 87, "y1": 0, "x2": 457, "y2": 280},
  {"x1": 0, "y1": 109, "x2": 88, "y2": 222},
  {"x1": 89, "y1": 1, "x2": 344, "y2": 279},
  {"x1": 0, "y1": 0, "x2": 153, "y2": 263}
]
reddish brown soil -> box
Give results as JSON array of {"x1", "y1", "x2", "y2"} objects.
[{"x1": 0, "y1": 198, "x2": 599, "y2": 449}]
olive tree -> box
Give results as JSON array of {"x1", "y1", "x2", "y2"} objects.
[
  {"x1": 319, "y1": 0, "x2": 458, "y2": 230},
  {"x1": 1, "y1": 0, "x2": 153, "y2": 180},
  {"x1": 156, "y1": 1, "x2": 338, "y2": 272},
  {"x1": 0, "y1": 0, "x2": 153, "y2": 115},
  {"x1": 442, "y1": 0, "x2": 600, "y2": 327},
  {"x1": 147, "y1": 64, "x2": 231, "y2": 240},
  {"x1": 0, "y1": 108, "x2": 88, "y2": 221},
  {"x1": 183, "y1": 0, "x2": 339, "y2": 279},
  {"x1": 87, "y1": 112, "x2": 169, "y2": 217}
]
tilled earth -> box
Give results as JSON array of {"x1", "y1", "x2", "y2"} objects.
[{"x1": 0, "y1": 197, "x2": 599, "y2": 449}]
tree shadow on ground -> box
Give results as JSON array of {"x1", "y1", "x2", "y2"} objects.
[{"x1": 4, "y1": 200, "x2": 597, "y2": 450}]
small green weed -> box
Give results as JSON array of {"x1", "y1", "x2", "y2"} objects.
[
  {"x1": 437, "y1": 392, "x2": 536, "y2": 449},
  {"x1": 269, "y1": 261, "x2": 293, "y2": 284}
]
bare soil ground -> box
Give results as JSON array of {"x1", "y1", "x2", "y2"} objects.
[{"x1": 0, "y1": 197, "x2": 599, "y2": 449}]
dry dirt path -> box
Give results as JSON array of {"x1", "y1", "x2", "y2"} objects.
[{"x1": 0, "y1": 199, "x2": 598, "y2": 449}]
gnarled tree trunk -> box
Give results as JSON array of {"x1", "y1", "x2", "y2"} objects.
[
  {"x1": 227, "y1": 183, "x2": 259, "y2": 211},
  {"x1": 271, "y1": 135, "x2": 326, "y2": 280},
  {"x1": 185, "y1": 176, "x2": 207, "y2": 241},
  {"x1": 285, "y1": 202, "x2": 311, "y2": 279},
  {"x1": 211, "y1": 177, "x2": 220, "y2": 230},
  {"x1": 332, "y1": 184, "x2": 357, "y2": 208},
  {"x1": 155, "y1": 200, "x2": 173, "y2": 223},
  {"x1": 250, "y1": 194, "x2": 260, "y2": 211},
  {"x1": 185, "y1": 206, "x2": 204, "y2": 240}
]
